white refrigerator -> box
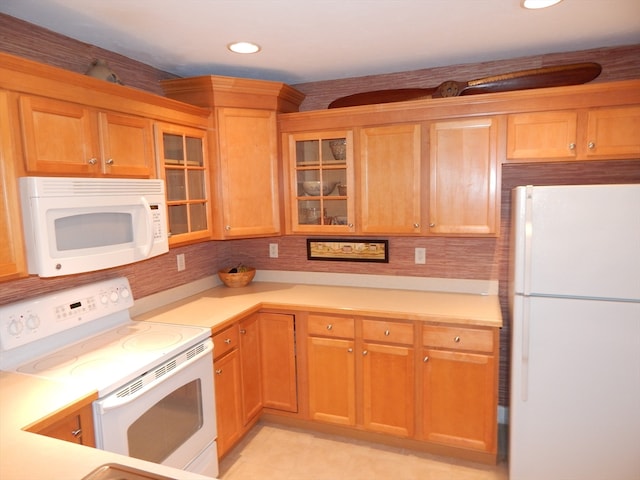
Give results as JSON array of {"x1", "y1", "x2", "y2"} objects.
[{"x1": 509, "y1": 184, "x2": 640, "y2": 480}]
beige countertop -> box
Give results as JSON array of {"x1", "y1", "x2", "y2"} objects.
[{"x1": 133, "y1": 281, "x2": 503, "y2": 331}]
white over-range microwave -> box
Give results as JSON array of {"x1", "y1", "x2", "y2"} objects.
[{"x1": 19, "y1": 176, "x2": 169, "y2": 277}]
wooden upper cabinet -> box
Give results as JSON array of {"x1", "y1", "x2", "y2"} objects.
[
  {"x1": 215, "y1": 107, "x2": 281, "y2": 238},
  {"x1": 155, "y1": 122, "x2": 211, "y2": 245},
  {"x1": 20, "y1": 95, "x2": 98, "y2": 175},
  {"x1": 19, "y1": 95, "x2": 154, "y2": 177},
  {"x1": 98, "y1": 111, "x2": 154, "y2": 177},
  {"x1": 428, "y1": 117, "x2": 500, "y2": 236},
  {"x1": 507, "y1": 105, "x2": 640, "y2": 161},
  {"x1": 583, "y1": 106, "x2": 640, "y2": 159},
  {"x1": 358, "y1": 124, "x2": 422, "y2": 234},
  {"x1": 507, "y1": 110, "x2": 579, "y2": 160},
  {"x1": 0, "y1": 91, "x2": 27, "y2": 281}
]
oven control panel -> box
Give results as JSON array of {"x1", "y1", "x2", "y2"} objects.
[{"x1": 0, "y1": 277, "x2": 133, "y2": 351}]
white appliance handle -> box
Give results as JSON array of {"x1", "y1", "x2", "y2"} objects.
[
  {"x1": 139, "y1": 196, "x2": 154, "y2": 258},
  {"x1": 98, "y1": 340, "x2": 213, "y2": 412},
  {"x1": 521, "y1": 296, "x2": 530, "y2": 402}
]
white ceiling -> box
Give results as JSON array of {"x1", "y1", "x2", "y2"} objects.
[{"x1": 2, "y1": 0, "x2": 639, "y2": 84}]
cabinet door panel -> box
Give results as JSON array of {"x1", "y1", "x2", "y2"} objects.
[
  {"x1": 584, "y1": 106, "x2": 640, "y2": 158},
  {"x1": 429, "y1": 117, "x2": 499, "y2": 236},
  {"x1": 99, "y1": 112, "x2": 154, "y2": 177},
  {"x1": 422, "y1": 349, "x2": 496, "y2": 452},
  {"x1": 217, "y1": 108, "x2": 280, "y2": 237},
  {"x1": 307, "y1": 336, "x2": 356, "y2": 426},
  {"x1": 19, "y1": 95, "x2": 98, "y2": 174},
  {"x1": 213, "y1": 349, "x2": 243, "y2": 458},
  {"x1": 239, "y1": 315, "x2": 262, "y2": 423},
  {"x1": 359, "y1": 124, "x2": 421, "y2": 233},
  {"x1": 259, "y1": 313, "x2": 297, "y2": 412},
  {"x1": 507, "y1": 111, "x2": 578, "y2": 160},
  {"x1": 362, "y1": 343, "x2": 414, "y2": 437}
]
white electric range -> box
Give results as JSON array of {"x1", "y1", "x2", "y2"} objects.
[{"x1": 0, "y1": 277, "x2": 219, "y2": 478}]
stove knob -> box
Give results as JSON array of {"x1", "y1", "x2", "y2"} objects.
[
  {"x1": 25, "y1": 314, "x2": 40, "y2": 330},
  {"x1": 100, "y1": 293, "x2": 109, "y2": 305},
  {"x1": 120, "y1": 287, "x2": 130, "y2": 299},
  {"x1": 110, "y1": 290, "x2": 119, "y2": 303},
  {"x1": 7, "y1": 318, "x2": 24, "y2": 336}
]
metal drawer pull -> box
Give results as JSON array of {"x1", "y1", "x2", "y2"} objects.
[
  {"x1": 71, "y1": 428, "x2": 82, "y2": 437},
  {"x1": 326, "y1": 324, "x2": 333, "y2": 330},
  {"x1": 224, "y1": 338, "x2": 232, "y2": 344},
  {"x1": 384, "y1": 329, "x2": 390, "y2": 336},
  {"x1": 454, "y1": 336, "x2": 461, "y2": 343}
]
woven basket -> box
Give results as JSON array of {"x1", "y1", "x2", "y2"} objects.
[{"x1": 218, "y1": 267, "x2": 256, "y2": 288}]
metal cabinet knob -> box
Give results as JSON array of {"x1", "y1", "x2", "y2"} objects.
[
  {"x1": 224, "y1": 338, "x2": 232, "y2": 344},
  {"x1": 454, "y1": 336, "x2": 461, "y2": 343},
  {"x1": 429, "y1": 223, "x2": 436, "y2": 228},
  {"x1": 240, "y1": 329, "x2": 247, "y2": 334},
  {"x1": 588, "y1": 142, "x2": 596, "y2": 149},
  {"x1": 215, "y1": 369, "x2": 222, "y2": 375},
  {"x1": 88, "y1": 158, "x2": 97, "y2": 165},
  {"x1": 347, "y1": 348, "x2": 353, "y2": 353},
  {"x1": 413, "y1": 223, "x2": 420, "y2": 228},
  {"x1": 384, "y1": 329, "x2": 390, "y2": 336},
  {"x1": 423, "y1": 356, "x2": 429, "y2": 363},
  {"x1": 348, "y1": 223, "x2": 354, "y2": 228},
  {"x1": 326, "y1": 324, "x2": 333, "y2": 330},
  {"x1": 568, "y1": 143, "x2": 576, "y2": 150},
  {"x1": 362, "y1": 350, "x2": 368, "y2": 356},
  {"x1": 71, "y1": 428, "x2": 82, "y2": 437},
  {"x1": 105, "y1": 158, "x2": 114, "y2": 165},
  {"x1": 225, "y1": 225, "x2": 231, "y2": 231}
]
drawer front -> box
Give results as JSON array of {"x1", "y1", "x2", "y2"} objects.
[
  {"x1": 422, "y1": 325, "x2": 494, "y2": 353},
  {"x1": 212, "y1": 324, "x2": 239, "y2": 359},
  {"x1": 307, "y1": 314, "x2": 354, "y2": 338},
  {"x1": 362, "y1": 319, "x2": 414, "y2": 345}
]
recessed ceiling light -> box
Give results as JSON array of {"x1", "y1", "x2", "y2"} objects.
[
  {"x1": 522, "y1": 0, "x2": 563, "y2": 8},
  {"x1": 227, "y1": 41, "x2": 261, "y2": 54}
]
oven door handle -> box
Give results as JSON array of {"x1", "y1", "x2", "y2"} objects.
[{"x1": 96, "y1": 340, "x2": 213, "y2": 413}]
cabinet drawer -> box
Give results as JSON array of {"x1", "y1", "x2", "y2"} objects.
[
  {"x1": 212, "y1": 325, "x2": 239, "y2": 359},
  {"x1": 307, "y1": 315, "x2": 354, "y2": 338},
  {"x1": 362, "y1": 319, "x2": 414, "y2": 345},
  {"x1": 422, "y1": 325, "x2": 494, "y2": 353}
]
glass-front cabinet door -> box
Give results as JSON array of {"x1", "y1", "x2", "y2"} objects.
[
  {"x1": 155, "y1": 123, "x2": 211, "y2": 244},
  {"x1": 285, "y1": 131, "x2": 354, "y2": 233}
]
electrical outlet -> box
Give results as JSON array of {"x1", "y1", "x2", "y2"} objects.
[
  {"x1": 269, "y1": 243, "x2": 279, "y2": 258},
  {"x1": 414, "y1": 247, "x2": 426, "y2": 264},
  {"x1": 176, "y1": 253, "x2": 186, "y2": 271}
]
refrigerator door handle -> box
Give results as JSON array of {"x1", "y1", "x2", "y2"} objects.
[
  {"x1": 523, "y1": 185, "x2": 534, "y2": 296},
  {"x1": 521, "y1": 296, "x2": 531, "y2": 402}
]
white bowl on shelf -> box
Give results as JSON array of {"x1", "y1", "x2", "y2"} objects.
[{"x1": 302, "y1": 181, "x2": 337, "y2": 196}]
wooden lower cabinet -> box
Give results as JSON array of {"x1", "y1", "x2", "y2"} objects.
[
  {"x1": 213, "y1": 343, "x2": 243, "y2": 457},
  {"x1": 362, "y1": 342, "x2": 414, "y2": 437},
  {"x1": 259, "y1": 312, "x2": 298, "y2": 412},
  {"x1": 420, "y1": 325, "x2": 498, "y2": 454},
  {"x1": 307, "y1": 336, "x2": 356, "y2": 426},
  {"x1": 26, "y1": 397, "x2": 96, "y2": 447},
  {"x1": 239, "y1": 314, "x2": 262, "y2": 423}
]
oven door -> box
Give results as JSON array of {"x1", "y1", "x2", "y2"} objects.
[{"x1": 93, "y1": 340, "x2": 218, "y2": 477}]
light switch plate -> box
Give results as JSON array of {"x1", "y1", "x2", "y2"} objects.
[
  {"x1": 269, "y1": 243, "x2": 279, "y2": 258},
  {"x1": 414, "y1": 247, "x2": 426, "y2": 264}
]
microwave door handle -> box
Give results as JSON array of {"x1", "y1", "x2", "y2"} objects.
[{"x1": 139, "y1": 196, "x2": 154, "y2": 258}]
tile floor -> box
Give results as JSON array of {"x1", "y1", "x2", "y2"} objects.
[{"x1": 218, "y1": 422, "x2": 508, "y2": 479}]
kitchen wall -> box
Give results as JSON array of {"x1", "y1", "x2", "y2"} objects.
[{"x1": 2, "y1": 13, "x2": 639, "y2": 406}]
